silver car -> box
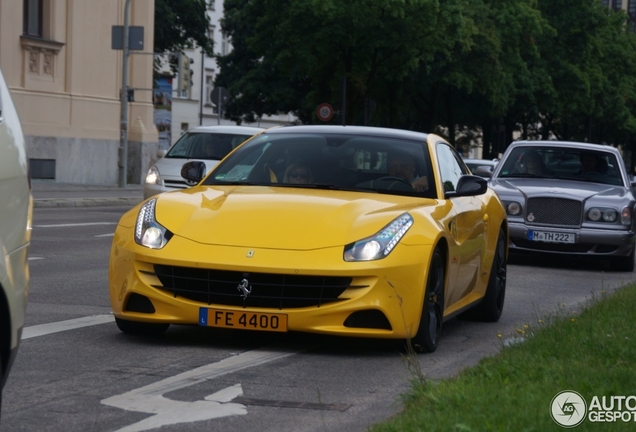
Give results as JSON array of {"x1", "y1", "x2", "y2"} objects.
[
  {"x1": 463, "y1": 158, "x2": 498, "y2": 178},
  {"x1": 144, "y1": 125, "x2": 264, "y2": 198},
  {"x1": 0, "y1": 66, "x2": 31, "y2": 416},
  {"x1": 488, "y1": 140, "x2": 636, "y2": 271}
]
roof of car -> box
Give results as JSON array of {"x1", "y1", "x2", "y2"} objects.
[
  {"x1": 508, "y1": 140, "x2": 621, "y2": 154},
  {"x1": 187, "y1": 125, "x2": 265, "y2": 134},
  {"x1": 265, "y1": 124, "x2": 430, "y2": 141}
]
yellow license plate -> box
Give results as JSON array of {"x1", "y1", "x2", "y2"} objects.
[{"x1": 199, "y1": 307, "x2": 288, "y2": 332}]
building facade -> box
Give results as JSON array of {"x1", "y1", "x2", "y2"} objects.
[{"x1": 0, "y1": 0, "x2": 158, "y2": 184}]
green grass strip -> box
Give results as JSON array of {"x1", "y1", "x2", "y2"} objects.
[{"x1": 372, "y1": 285, "x2": 636, "y2": 432}]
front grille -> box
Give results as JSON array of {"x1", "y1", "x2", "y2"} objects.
[
  {"x1": 145, "y1": 265, "x2": 354, "y2": 309},
  {"x1": 526, "y1": 198, "x2": 582, "y2": 226}
]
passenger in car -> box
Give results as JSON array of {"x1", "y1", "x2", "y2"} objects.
[
  {"x1": 387, "y1": 152, "x2": 428, "y2": 192},
  {"x1": 284, "y1": 161, "x2": 314, "y2": 184},
  {"x1": 580, "y1": 152, "x2": 605, "y2": 174},
  {"x1": 519, "y1": 151, "x2": 550, "y2": 176}
]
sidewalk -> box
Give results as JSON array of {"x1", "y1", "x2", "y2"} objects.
[{"x1": 32, "y1": 180, "x2": 145, "y2": 208}]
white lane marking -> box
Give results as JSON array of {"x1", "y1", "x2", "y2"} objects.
[
  {"x1": 22, "y1": 314, "x2": 115, "y2": 339},
  {"x1": 95, "y1": 233, "x2": 115, "y2": 237},
  {"x1": 34, "y1": 222, "x2": 117, "y2": 228},
  {"x1": 28, "y1": 256, "x2": 44, "y2": 261},
  {"x1": 102, "y1": 348, "x2": 300, "y2": 431}
]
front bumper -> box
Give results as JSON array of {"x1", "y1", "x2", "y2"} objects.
[
  {"x1": 508, "y1": 222, "x2": 635, "y2": 256},
  {"x1": 109, "y1": 226, "x2": 433, "y2": 339}
]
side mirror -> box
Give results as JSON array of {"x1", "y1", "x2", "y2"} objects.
[
  {"x1": 181, "y1": 161, "x2": 206, "y2": 184},
  {"x1": 444, "y1": 175, "x2": 488, "y2": 199},
  {"x1": 474, "y1": 166, "x2": 493, "y2": 178},
  {"x1": 156, "y1": 149, "x2": 167, "y2": 158}
]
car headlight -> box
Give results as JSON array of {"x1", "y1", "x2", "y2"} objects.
[
  {"x1": 134, "y1": 199, "x2": 172, "y2": 249},
  {"x1": 502, "y1": 200, "x2": 522, "y2": 216},
  {"x1": 145, "y1": 166, "x2": 161, "y2": 185},
  {"x1": 621, "y1": 206, "x2": 632, "y2": 225},
  {"x1": 587, "y1": 207, "x2": 618, "y2": 223},
  {"x1": 344, "y1": 213, "x2": 413, "y2": 262}
]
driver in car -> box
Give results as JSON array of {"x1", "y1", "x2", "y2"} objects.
[{"x1": 388, "y1": 153, "x2": 428, "y2": 192}]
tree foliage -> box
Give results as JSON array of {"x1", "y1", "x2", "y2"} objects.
[
  {"x1": 154, "y1": 0, "x2": 213, "y2": 72},
  {"x1": 217, "y1": 0, "x2": 636, "y2": 156}
]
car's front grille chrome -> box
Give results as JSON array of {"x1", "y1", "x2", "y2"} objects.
[
  {"x1": 142, "y1": 265, "x2": 357, "y2": 309},
  {"x1": 526, "y1": 197, "x2": 582, "y2": 226}
]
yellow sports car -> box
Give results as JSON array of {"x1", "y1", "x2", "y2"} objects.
[{"x1": 109, "y1": 125, "x2": 508, "y2": 352}]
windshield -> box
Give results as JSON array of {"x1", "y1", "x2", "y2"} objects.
[
  {"x1": 166, "y1": 132, "x2": 254, "y2": 160},
  {"x1": 202, "y1": 132, "x2": 436, "y2": 198},
  {"x1": 498, "y1": 146, "x2": 625, "y2": 186}
]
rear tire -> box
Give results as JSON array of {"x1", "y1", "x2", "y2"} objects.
[
  {"x1": 115, "y1": 317, "x2": 170, "y2": 336},
  {"x1": 0, "y1": 352, "x2": 3, "y2": 421},
  {"x1": 411, "y1": 248, "x2": 445, "y2": 353},
  {"x1": 610, "y1": 247, "x2": 635, "y2": 272},
  {"x1": 469, "y1": 227, "x2": 507, "y2": 322}
]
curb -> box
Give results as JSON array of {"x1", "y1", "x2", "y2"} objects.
[{"x1": 33, "y1": 197, "x2": 143, "y2": 208}]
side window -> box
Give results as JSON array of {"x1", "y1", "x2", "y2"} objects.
[{"x1": 436, "y1": 142, "x2": 467, "y2": 192}]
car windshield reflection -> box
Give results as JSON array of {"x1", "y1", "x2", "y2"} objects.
[
  {"x1": 203, "y1": 132, "x2": 438, "y2": 198},
  {"x1": 497, "y1": 146, "x2": 624, "y2": 186}
]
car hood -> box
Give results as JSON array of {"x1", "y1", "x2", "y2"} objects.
[
  {"x1": 153, "y1": 186, "x2": 433, "y2": 249},
  {"x1": 490, "y1": 178, "x2": 629, "y2": 200}
]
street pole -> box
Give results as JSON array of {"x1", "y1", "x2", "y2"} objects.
[
  {"x1": 199, "y1": 46, "x2": 204, "y2": 126},
  {"x1": 218, "y1": 88, "x2": 221, "y2": 125},
  {"x1": 340, "y1": 75, "x2": 347, "y2": 126},
  {"x1": 118, "y1": 0, "x2": 131, "y2": 188}
]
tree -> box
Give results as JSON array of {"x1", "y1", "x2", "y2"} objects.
[
  {"x1": 154, "y1": 0, "x2": 213, "y2": 72},
  {"x1": 217, "y1": 0, "x2": 442, "y2": 125},
  {"x1": 216, "y1": 0, "x2": 636, "y2": 158},
  {"x1": 533, "y1": 0, "x2": 636, "y2": 142}
]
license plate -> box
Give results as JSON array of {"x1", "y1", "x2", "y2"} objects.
[
  {"x1": 199, "y1": 307, "x2": 288, "y2": 332},
  {"x1": 528, "y1": 230, "x2": 575, "y2": 243}
]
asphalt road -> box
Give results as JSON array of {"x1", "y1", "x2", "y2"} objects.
[{"x1": 1, "y1": 205, "x2": 634, "y2": 431}]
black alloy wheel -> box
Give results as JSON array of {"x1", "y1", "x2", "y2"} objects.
[
  {"x1": 412, "y1": 248, "x2": 445, "y2": 353},
  {"x1": 610, "y1": 246, "x2": 635, "y2": 272},
  {"x1": 470, "y1": 227, "x2": 507, "y2": 322}
]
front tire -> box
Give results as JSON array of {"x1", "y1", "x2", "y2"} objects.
[
  {"x1": 610, "y1": 247, "x2": 635, "y2": 272},
  {"x1": 115, "y1": 317, "x2": 170, "y2": 336},
  {"x1": 470, "y1": 227, "x2": 507, "y2": 322},
  {"x1": 0, "y1": 352, "x2": 3, "y2": 420},
  {"x1": 411, "y1": 248, "x2": 445, "y2": 353}
]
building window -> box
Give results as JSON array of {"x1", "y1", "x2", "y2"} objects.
[
  {"x1": 208, "y1": 25, "x2": 215, "y2": 48},
  {"x1": 629, "y1": 0, "x2": 636, "y2": 14},
  {"x1": 23, "y1": 0, "x2": 43, "y2": 37},
  {"x1": 613, "y1": 0, "x2": 623, "y2": 11},
  {"x1": 221, "y1": 33, "x2": 229, "y2": 56},
  {"x1": 205, "y1": 73, "x2": 214, "y2": 106}
]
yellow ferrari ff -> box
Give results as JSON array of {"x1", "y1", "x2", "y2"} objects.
[{"x1": 109, "y1": 125, "x2": 507, "y2": 352}]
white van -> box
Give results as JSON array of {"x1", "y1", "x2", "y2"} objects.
[
  {"x1": 143, "y1": 125, "x2": 264, "y2": 198},
  {"x1": 0, "y1": 67, "x2": 32, "y2": 418}
]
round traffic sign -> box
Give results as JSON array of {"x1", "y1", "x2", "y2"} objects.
[{"x1": 317, "y1": 103, "x2": 334, "y2": 122}]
